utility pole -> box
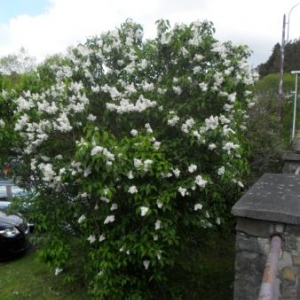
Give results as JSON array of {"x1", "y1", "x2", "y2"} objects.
[
  {"x1": 278, "y1": 14, "x2": 286, "y2": 130},
  {"x1": 291, "y1": 70, "x2": 300, "y2": 141}
]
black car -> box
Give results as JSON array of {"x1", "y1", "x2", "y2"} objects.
[
  {"x1": 0, "y1": 209, "x2": 30, "y2": 259},
  {"x1": 0, "y1": 179, "x2": 31, "y2": 260}
]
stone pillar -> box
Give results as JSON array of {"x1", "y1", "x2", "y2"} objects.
[
  {"x1": 232, "y1": 173, "x2": 300, "y2": 300},
  {"x1": 282, "y1": 152, "x2": 300, "y2": 174},
  {"x1": 283, "y1": 131, "x2": 300, "y2": 174}
]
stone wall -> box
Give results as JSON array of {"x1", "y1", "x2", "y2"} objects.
[
  {"x1": 232, "y1": 173, "x2": 300, "y2": 300},
  {"x1": 233, "y1": 218, "x2": 300, "y2": 299},
  {"x1": 234, "y1": 231, "x2": 267, "y2": 299},
  {"x1": 280, "y1": 224, "x2": 300, "y2": 299}
]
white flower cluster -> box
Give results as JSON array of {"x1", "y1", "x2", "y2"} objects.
[
  {"x1": 205, "y1": 116, "x2": 219, "y2": 131},
  {"x1": 133, "y1": 158, "x2": 153, "y2": 172},
  {"x1": 78, "y1": 215, "x2": 86, "y2": 224},
  {"x1": 15, "y1": 95, "x2": 35, "y2": 112},
  {"x1": 91, "y1": 145, "x2": 115, "y2": 164},
  {"x1": 195, "y1": 175, "x2": 207, "y2": 188},
  {"x1": 188, "y1": 164, "x2": 197, "y2": 173},
  {"x1": 55, "y1": 267, "x2": 63, "y2": 276},
  {"x1": 181, "y1": 118, "x2": 195, "y2": 133},
  {"x1": 53, "y1": 112, "x2": 73, "y2": 132},
  {"x1": 178, "y1": 187, "x2": 188, "y2": 197},
  {"x1": 87, "y1": 235, "x2": 96, "y2": 244},
  {"x1": 217, "y1": 166, "x2": 225, "y2": 176},
  {"x1": 155, "y1": 220, "x2": 162, "y2": 230},
  {"x1": 142, "y1": 81, "x2": 155, "y2": 92},
  {"x1": 199, "y1": 82, "x2": 208, "y2": 92},
  {"x1": 87, "y1": 114, "x2": 97, "y2": 121},
  {"x1": 140, "y1": 206, "x2": 149, "y2": 216},
  {"x1": 106, "y1": 95, "x2": 157, "y2": 114},
  {"x1": 167, "y1": 115, "x2": 180, "y2": 126},
  {"x1": 104, "y1": 215, "x2": 115, "y2": 224},
  {"x1": 128, "y1": 186, "x2": 138, "y2": 194},
  {"x1": 173, "y1": 86, "x2": 182, "y2": 95},
  {"x1": 222, "y1": 142, "x2": 239, "y2": 155},
  {"x1": 194, "y1": 203, "x2": 203, "y2": 211},
  {"x1": 37, "y1": 100, "x2": 59, "y2": 114},
  {"x1": 38, "y1": 162, "x2": 60, "y2": 183}
]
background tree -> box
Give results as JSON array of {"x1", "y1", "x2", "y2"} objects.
[
  {"x1": 0, "y1": 52, "x2": 59, "y2": 174},
  {"x1": 258, "y1": 38, "x2": 300, "y2": 77},
  {"x1": 0, "y1": 47, "x2": 36, "y2": 75},
  {"x1": 258, "y1": 43, "x2": 281, "y2": 77}
]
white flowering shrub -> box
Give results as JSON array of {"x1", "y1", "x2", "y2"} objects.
[{"x1": 9, "y1": 20, "x2": 255, "y2": 299}]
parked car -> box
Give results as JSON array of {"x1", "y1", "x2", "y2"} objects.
[
  {"x1": 0, "y1": 179, "x2": 32, "y2": 260},
  {"x1": 0, "y1": 209, "x2": 31, "y2": 260}
]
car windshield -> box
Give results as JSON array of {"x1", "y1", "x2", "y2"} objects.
[
  {"x1": 0, "y1": 180, "x2": 27, "y2": 209},
  {"x1": 0, "y1": 186, "x2": 25, "y2": 198}
]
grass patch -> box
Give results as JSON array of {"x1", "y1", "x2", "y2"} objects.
[
  {"x1": 0, "y1": 230, "x2": 236, "y2": 300},
  {"x1": 0, "y1": 249, "x2": 86, "y2": 300}
]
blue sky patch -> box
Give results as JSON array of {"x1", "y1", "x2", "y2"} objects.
[{"x1": 0, "y1": 0, "x2": 49, "y2": 23}]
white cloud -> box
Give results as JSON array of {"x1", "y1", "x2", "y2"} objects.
[{"x1": 0, "y1": 0, "x2": 300, "y2": 67}]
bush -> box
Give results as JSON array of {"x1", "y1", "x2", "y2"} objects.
[
  {"x1": 3, "y1": 19, "x2": 256, "y2": 299},
  {"x1": 244, "y1": 72, "x2": 299, "y2": 184},
  {"x1": 245, "y1": 89, "x2": 286, "y2": 184}
]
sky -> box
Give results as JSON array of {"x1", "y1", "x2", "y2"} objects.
[{"x1": 0, "y1": 0, "x2": 300, "y2": 68}]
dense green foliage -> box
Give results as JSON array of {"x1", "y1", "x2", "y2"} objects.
[{"x1": 1, "y1": 20, "x2": 256, "y2": 299}]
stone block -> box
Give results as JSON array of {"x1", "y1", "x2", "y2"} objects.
[
  {"x1": 283, "y1": 267, "x2": 296, "y2": 282},
  {"x1": 232, "y1": 173, "x2": 300, "y2": 225},
  {"x1": 236, "y1": 217, "x2": 274, "y2": 238},
  {"x1": 276, "y1": 223, "x2": 285, "y2": 233},
  {"x1": 278, "y1": 252, "x2": 292, "y2": 270},
  {"x1": 281, "y1": 288, "x2": 297, "y2": 299},
  {"x1": 286, "y1": 225, "x2": 300, "y2": 236},
  {"x1": 292, "y1": 255, "x2": 300, "y2": 265},
  {"x1": 284, "y1": 234, "x2": 297, "y2": 251}
]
